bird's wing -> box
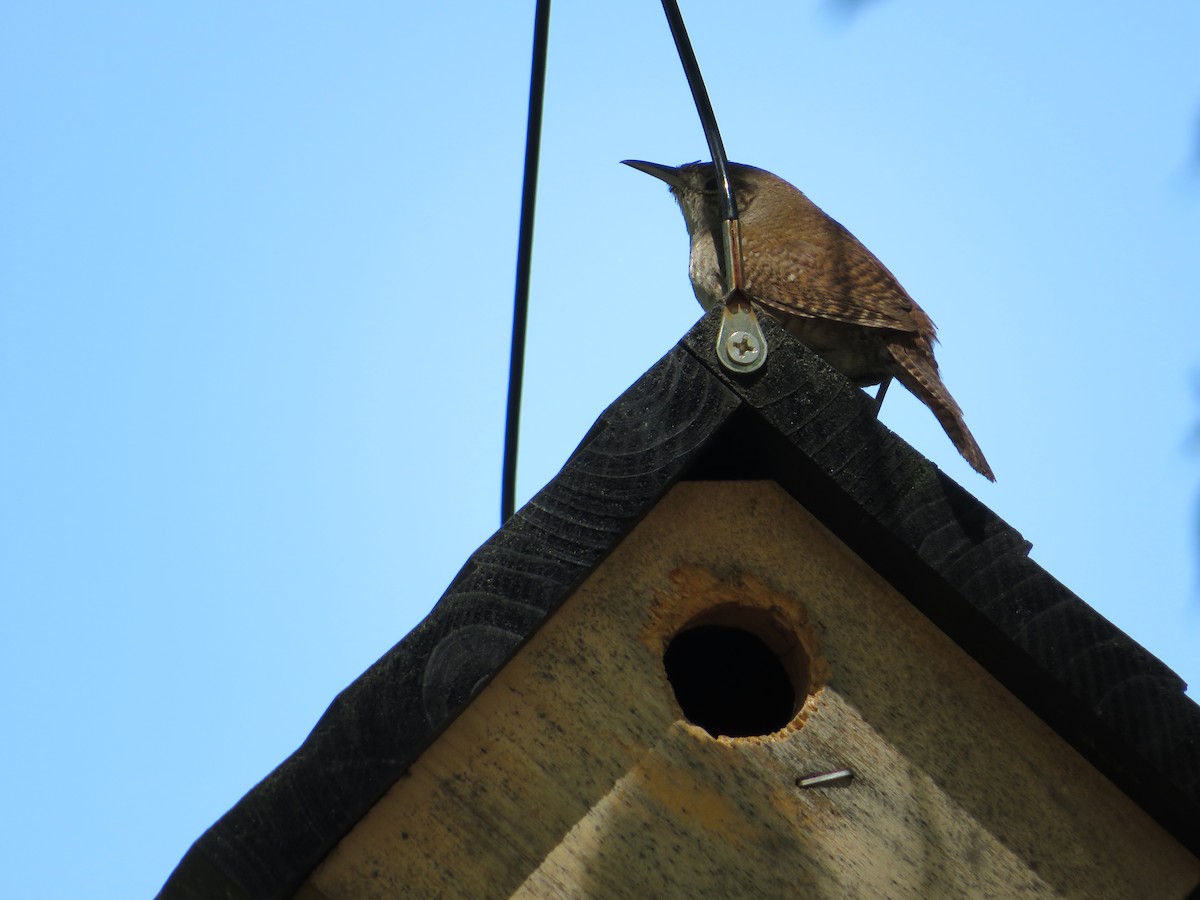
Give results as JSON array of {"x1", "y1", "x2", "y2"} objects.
[{"x1": 744, "y1": 231, "x2": 931, "y2": 335}]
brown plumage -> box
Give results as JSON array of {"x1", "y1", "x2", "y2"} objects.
[{"x1": 623, "y1": 159, "x2": 994, "y2": 481}]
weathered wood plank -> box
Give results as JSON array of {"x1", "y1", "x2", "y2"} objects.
[
  {"x1": 682, "y1": 311, "x2": 1200, "y2": 850},
  {"x1": 157, "y1": 334, "x2": 741, "y2": 900},
  {"x1": 304, "y1": 483, "x2": 1200, "y2": 899},
  {"x1": 159, "y1": 307, "x2": 1200, "y2": 899}
]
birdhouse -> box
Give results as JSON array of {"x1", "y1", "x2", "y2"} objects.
[{"x1": 158, "y1": 311, "x2": 1200, "y2": 899}]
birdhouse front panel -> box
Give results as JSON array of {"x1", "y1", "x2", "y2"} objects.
[{"x1": 300, "y1": 481, "x2": 1199, "y2": 899}]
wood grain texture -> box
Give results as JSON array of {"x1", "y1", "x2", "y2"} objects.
[
  {"x1": 158, "y1": 307, "x2": 1200, "y2": 899},
  {"x1": 303, "y1": 483, "x2": 1199, "y2": 899},
  {"x1": 682, "y1": 310, "x2": 1200, "y2": 851},
  {"x1": 156, "y1": 337, "x2": 740, "y2": 900}
]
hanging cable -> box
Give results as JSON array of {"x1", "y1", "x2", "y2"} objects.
[
  {"x1": 659, "y1": 0, "x2": 737, "y2": 222},
  {"x1": 502, "y1": 0, "x2": 552, "y2": 525},
  {"x1": 658, "y1": 0, "x2": 766, "y2": 373}
]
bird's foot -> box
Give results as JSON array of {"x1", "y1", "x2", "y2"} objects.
[{"x1": 873, "y1": 377, "x2": 892, "y2": 417}]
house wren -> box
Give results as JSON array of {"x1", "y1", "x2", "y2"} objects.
[{"x1": 623, "y1": 159, "x2": 994, "y2": 481}]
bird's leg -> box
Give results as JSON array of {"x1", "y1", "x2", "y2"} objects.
[{"x1": 873, "y1": 376, "x2": 892, "y2": 416}]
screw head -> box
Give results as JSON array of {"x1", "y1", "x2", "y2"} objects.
[{"x1": 726, "y1": 330, "x2": 761, "y2": 364}]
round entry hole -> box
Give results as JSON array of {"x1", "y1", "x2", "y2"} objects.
[{"x1": 663, "y1": 614, "x2": 806, "y2": 738}]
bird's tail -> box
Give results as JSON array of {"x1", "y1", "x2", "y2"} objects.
[{"x1": 888, "y1": 340, "x2": 995, "y2": 481}]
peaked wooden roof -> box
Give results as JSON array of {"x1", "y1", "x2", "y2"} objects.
[{"x1": 159, "y1": 308, "x2": 1200, "y2": 899}]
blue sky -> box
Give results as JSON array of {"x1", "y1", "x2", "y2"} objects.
[{"x1": 2, "y1": 2, "x2": 1198, "y2": 896}]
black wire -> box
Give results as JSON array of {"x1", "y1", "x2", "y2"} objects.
[
  {"x1": 659, "y1": 0, "x2": 737, "y2": 221},
  {"x1": 502, "y1": 0, "x2": 552, "y2": 525}
]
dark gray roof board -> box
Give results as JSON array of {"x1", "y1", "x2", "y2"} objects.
[{"x1": 158, "y1": 308, "x2": 1200, "y2": 899}]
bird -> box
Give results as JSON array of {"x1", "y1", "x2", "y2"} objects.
[{"x1": 623, "y1": 159, "x2": 994, "y2": 481}]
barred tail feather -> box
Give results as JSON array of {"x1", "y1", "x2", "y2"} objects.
[{"x1": 888, "y1": 341, "x2": 995, "y2": 481}]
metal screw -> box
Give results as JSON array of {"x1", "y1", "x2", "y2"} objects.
[
  {"x1": 725, "y1": 330, "x2": 761, "y2": 365},
  {"x1": 795, "y1": 768, "x2": 854, "y2": 789}
]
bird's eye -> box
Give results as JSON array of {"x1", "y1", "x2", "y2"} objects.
[{"x1": 703, "y1": 177, "x2": 719, "y2": 192}]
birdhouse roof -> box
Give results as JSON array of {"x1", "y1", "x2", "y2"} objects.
[{"x1": 158, "y1": 309, "x2": 1200, "y2": 899}]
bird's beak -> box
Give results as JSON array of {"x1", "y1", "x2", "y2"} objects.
[{"x1": 621, "y1": 159, "x2": 684, "y2": 189}]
